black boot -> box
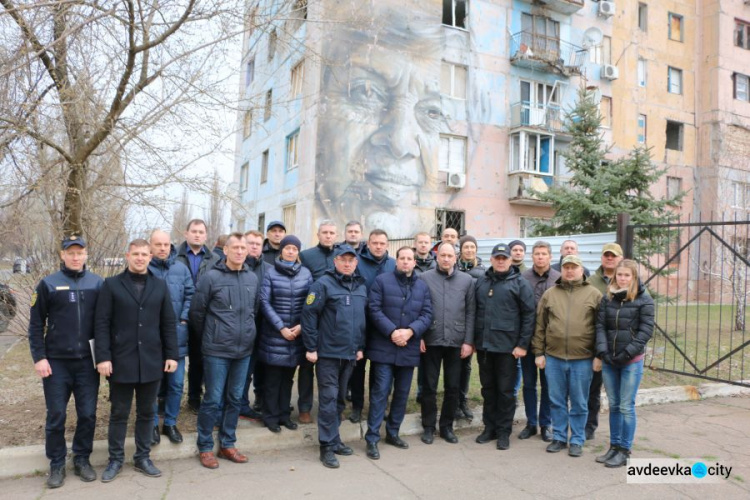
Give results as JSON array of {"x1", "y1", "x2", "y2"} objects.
[
  {"x1": 605, "y1": 448, "x2": 630, "y2": 468},
  {"x1": 320, "y1": 447, "x2": 339, "y2": 468},
  {"x1": 47, "y1": 465, "x2": 65, "y2": 489},
  {"x1": 596, "y1": 446, "x2": 619, "y2": 464}
]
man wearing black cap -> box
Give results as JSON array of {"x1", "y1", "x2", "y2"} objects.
[
  {"x1": 473, "y1": 243, "x2": 536, "y2": 451},
  {"x1": 301, "y1": 244, "x2": 367, "y2": 469},
  {"x1": 262, "y1": 221, "x2": 287, "y2": 264},
  {"x1": 29, "y1": 235, "x2": 104, "y2": 488}
]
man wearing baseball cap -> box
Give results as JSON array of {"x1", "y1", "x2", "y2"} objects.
[
  {"x1": 532, "y1": 254, "x2": 602, "y2": 458},
  {"x1": 28, "y1": 235, "x2": 104, "y2": 488},
  {"x1": 473, "y1": 243, "x2": 536, "y2": 451},
  {"x1": 586, "y1": 242, "x2": 624, "y2": 440},
  {"x1": 262, "y1": 221, "x2": 287, "y2": 264},
  {"x1": 301, "y1": 244, "x2": 367, "y2": 469}
]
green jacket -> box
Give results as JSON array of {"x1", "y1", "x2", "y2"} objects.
[
  {"x1": 532, "y1": 277, "x2": 602, "y2": 360},
  {"x1": 588, "y1": 265, "x2": 611, "y2": 295}
]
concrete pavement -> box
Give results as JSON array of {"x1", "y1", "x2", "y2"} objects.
[{"x1": 2, "y1": 395, "x2": 749, "y2": 499}]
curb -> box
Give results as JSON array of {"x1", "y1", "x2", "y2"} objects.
[{"x1": 2, "y1": 381, "x2": 748, "y2": 480}]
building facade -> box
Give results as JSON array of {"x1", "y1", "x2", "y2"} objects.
[{"x1": 232, "y1": 0, "x2": 750, "y2": 244}]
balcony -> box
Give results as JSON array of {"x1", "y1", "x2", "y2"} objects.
[
  {"x1": 510, "y1": 31, "x2": 586, "y2": 76},
  {"x1": 510, "y1": 102, "x2": 564, "y2": 133},
  {"x1": 531, "y1": 0, "x2": 584, "y2": 15},
  {"x1": 508, "y1": 171, "x2": 554, "y2": 206}
]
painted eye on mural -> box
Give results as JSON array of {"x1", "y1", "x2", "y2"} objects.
[
  {"x1": 414, "y1": 99, "x2": 444, "y2": 131},
  {"x1": 349, "y1": 79, "x2": 388, "y2": 108}
]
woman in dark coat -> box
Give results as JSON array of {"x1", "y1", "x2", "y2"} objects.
[
  {"x1": 595, "y1": 259, "x2": 655, "y2": 468},
  {"x1": 258, "y1": 235, "x2": 313, "y2": 432}
]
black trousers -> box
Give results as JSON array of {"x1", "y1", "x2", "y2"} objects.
[
  {"x1": 459, "y1": 354, "x2": 473, "y2": 404},
  {"x1": 477, "y1": 350, "x2": 517, "y2": 437},
  {"x1": 108, "y1": 380, "x2": 160, "y2": 463},
  {"x1": 421, "y1": 346, "x2": 462, "y2": 431},
  {"x1": 316, "y1": 357, "x2": 355, "y2": 449},
  {"x1": 349, "y1": 358, "x2": 368, "y2": 410},
  {"x1": 297, "y1": 359, "x2": 314, "y2": 413},
  {"x1": 262, "y1": 364, "x2": 296, "y2": 426},
  {"x1": 587, "y1": 369, "x2": 603, "y2": 431},
  {"x1": 187, "y1": 327, "x2": 203, "y2": 403}
]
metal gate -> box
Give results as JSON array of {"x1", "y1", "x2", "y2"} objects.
[{"x1": 625, "y1": 218, "x2": 750, "y2": 388}]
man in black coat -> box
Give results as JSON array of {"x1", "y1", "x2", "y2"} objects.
[{"x1": 95, "y1": 239, "x2": 178, "y2": 483}]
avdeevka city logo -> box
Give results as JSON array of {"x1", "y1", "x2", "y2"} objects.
[{"x1": 627, "y1": 458, "x2": 732, "y2": 484}]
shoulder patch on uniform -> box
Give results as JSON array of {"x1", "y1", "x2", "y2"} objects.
[
  {"x1": 30, "y1": 292, "x2": 37, "y2": 307},
  {"x1": 306, "y1": 293, "x2": 316, "y2": 305}
]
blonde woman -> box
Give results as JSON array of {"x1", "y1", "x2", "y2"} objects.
[{"x1": 594, "y1": 260, "x2": 654, "y2": 468}]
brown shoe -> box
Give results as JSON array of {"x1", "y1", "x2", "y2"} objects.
[
  {"x1": 298, "y1": 412, "x2": 313, "y2": 424},
  {"x1": 199, "y1": 452, "x2": 219, "y2": 469},
  {"x1": 218, "y1": 448, "x2": 248, "y2": 463}
]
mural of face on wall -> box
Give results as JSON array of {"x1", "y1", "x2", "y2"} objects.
[{"x1": 315, "y1": 2, "x2": 445, "y2": 239}]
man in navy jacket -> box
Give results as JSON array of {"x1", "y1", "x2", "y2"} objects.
[
  {"x1": 28, "y1": 235, "x2": 103, "y2": 488},
  {"x1": 148, "y1": 230, "x2": 194, "y2": 445},
  {"x1": 348, "y1": 229, "x2": 395, "y2": 423},
  {"x1": 364, "y1": 247, "x2": 432, "y2": 460},
  {"x1": 301, "y1": 245, "x2": 367, "y2": 469}
]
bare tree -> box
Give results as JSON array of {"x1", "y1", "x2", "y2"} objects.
[
  {"x1": 204, "y1": 170, "x2": 226, "y2": 245},
  {"x1": 0, "y1": 0, "x2": 249, "y2": 236},
  {"x1": 171, "y1": 189, "x2": 192, "y2": 244}
]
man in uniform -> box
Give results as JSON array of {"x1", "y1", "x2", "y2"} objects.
[
  {"x1": 301, "y1": 245, "x2": 367, "y2": 468},
  {"x1": 29, "y1": 235, "x2": 103, "y2": 488}
]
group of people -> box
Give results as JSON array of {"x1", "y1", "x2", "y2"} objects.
[{"x1": 29, "y1": 218, "x2": 654, "y2": 487}]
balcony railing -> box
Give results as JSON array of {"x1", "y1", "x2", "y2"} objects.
[
  {"x1": 507, "y1": 171, "x2": 554, "y2": 206},
  {"x1": 510, "y1": 102, "x2": 564, "y2": 133},
  {"x1": 509, "y1": 31, "x2": 586, "y2": 76}
]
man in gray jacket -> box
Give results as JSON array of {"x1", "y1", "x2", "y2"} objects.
[{"x1": 418, "y1": 243, "x2": 475, "y2": 445}]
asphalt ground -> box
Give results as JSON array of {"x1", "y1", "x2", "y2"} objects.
[{"x1": 2, "y1": 395, "x2": 749, "y2": 500}]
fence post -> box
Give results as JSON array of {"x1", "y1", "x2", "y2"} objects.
[{"x1": 617, "y1": 213, "x2": 633, "y2": 258}]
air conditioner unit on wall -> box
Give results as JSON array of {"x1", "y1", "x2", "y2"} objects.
[
  {"x1": 601, "y1": 64, "x2": 619, "y2": 80},
  {"x1": 599, "y1": 1, "x2": 616, "y2": 18},
  {"x1": 447, "y1": 172, "x2": 466, "y2": 189}
]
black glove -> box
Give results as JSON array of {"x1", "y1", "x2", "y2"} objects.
[
  {"x1": 602, "y1": 353, "x2": 614, "y2": 366},
  {"x1": 612, "y1": 351, "x2": 632, "y2": 366}
]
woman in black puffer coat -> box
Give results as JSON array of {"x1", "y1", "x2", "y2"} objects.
[
  {"x1": 595, "y1": 259, "x2": 654, "y2": 468},
  {"x1": 258, "y1": 235, "x2": 313, "y2": 432}
]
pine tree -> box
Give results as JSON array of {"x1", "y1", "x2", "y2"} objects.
[{"x1": 532, "y1": 86, "x2": 685, "y2": 246}]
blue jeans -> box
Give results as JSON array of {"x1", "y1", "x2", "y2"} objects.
[
  {"x1": 521, "y1": 354, "x2": 551, "y2": 427},
  {"x1": 42, "y1": 358, "x2": 100, "y2": 467},
  {"x1": 366, "y1": 363, "x2": 414, "y2": 444},
  {"x1": 196, "y1": 355, "x2": 250, "y2": 452},
  {"x1": 154, "y1": 357, "x2": 185, "y2": 426},
  {"x1": 545, "y1": 356, "x2": 593, "y2": 446},
  {"x1": 602, "y1": 359, "x2": 644, "y2": 451}
]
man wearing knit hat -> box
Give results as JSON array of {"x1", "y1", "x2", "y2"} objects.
[{"x1": 508, "y1": 240, "x2": 528, "y2": 272}]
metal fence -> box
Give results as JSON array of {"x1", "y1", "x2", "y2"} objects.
[{"x1": 627, "y1": 216, "x2": 750, "y2": 387}]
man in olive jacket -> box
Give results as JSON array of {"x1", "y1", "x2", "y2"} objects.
[
  {"x1": 95, "y1": 239, "x2": 178, "y2": 482},
  {"x1": 532, "y1": 255, "x2": 603, "y2": 458},
  {"x1": 189, "y1": 233, "x2": 260, "y2": 470},
  {"x1": 473, "y1": 243, "x2": 536, "y2": 451}
]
